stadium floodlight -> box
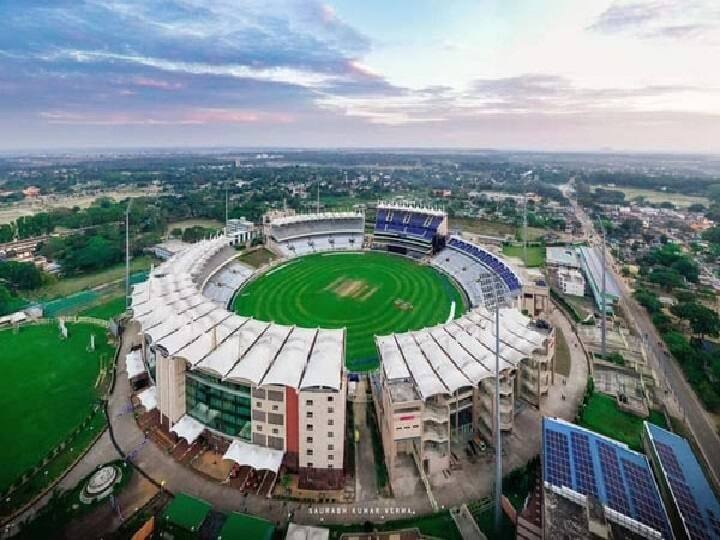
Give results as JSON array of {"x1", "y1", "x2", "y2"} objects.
[
  {"x1": 125, "y1": 199, "x2": 133, "y2": 309},
  {"x1": 596, "y1": 217, "x2": 607, "y2": 359},
  {"x1": 490, "y1": 281, "x2": 515, "y2": 535}
]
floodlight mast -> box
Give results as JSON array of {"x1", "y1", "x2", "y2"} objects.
[
  {"x1": 125, "y1": 199, "x2": 134, "y2": 309},
  {"x1": 597, "y1": 217, "x2": 607, "y2": 359},
  {"x1": 492, "y1": 284, "x2": 511, "y2": 534}
]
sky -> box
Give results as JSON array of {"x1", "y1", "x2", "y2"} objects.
[{"x1": 1, "y1": 0, "x2": 720, "y2": 152}]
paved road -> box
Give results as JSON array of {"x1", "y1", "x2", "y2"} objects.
[{"x1": 571, "y1": 196, "x2": 720, "y2": 487}]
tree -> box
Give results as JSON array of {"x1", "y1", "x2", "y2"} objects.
[
  {"x1": 634, "y1": 288, "x2": 661, "y2": 314},
  {"x1": 671, "y1": 302, "x2": 720, "y2": 338},
  {"x1": 0, "y1": 261, "x2": 44, "y2": 290},
  {"x1": 648, "y1": 268, "x2": 683, "y2": 291}
]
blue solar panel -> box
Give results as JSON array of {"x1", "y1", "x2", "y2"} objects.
[
  {"x1": 570, "y1": 431, "x2": 598, "y2": 497},
  {"x1": 543, "y1": 418, "x2": 672, "y2": 539},
  {"x1": 647, "y1": 423, "x2": 720, "y2": 540}
]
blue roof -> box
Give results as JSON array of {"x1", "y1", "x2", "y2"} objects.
[
  {"x1": 645, "y1": 422, "x2": 720, "y2": 540},
  {"x1": 543, "y1": 417, "x2": 672, "y2": 539}
]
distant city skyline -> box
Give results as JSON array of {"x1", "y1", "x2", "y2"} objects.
[{"x1": 1, "y1": 0, "x2": 720, "y2": 152}]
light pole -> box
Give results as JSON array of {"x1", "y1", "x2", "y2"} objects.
[
  {"x1": 494, "y1": 294, "x2": 502, "y2": 534},
  {"x1": 597, "y1": 218, "x2": 607, "y2": 359},
  {"x1": 491, "y1": 284, "x2": 515, "y2": 535},
  {"x1": 125, "y1": 199, "x2": 133, "y2": 309}
]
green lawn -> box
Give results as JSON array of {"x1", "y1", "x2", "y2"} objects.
[
  {"x1": 0, "y1": 323, "x2": 113, "y2": 491},
  {"x1": 579, "y1": 392, "x2": 667, "y2": 451},
  {"x1": 79, "y1": 295, "x2": 126, "y2": 320},
  {"x1": 232, "y1": 252, "x2": 466, "y2": 371},
  {"x1": 502, "y1": 244, "x2": 545, "y2": 267},
  {"x1": 28, "y1": 256, "x2": 152, "y2": 300}
]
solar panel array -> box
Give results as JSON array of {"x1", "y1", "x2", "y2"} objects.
[
  {"x1": 543, "y1": 418, "x2": 672, "y2": 539},
  {"x1": 648, "y1": 423, "x2": 720, "y2": 540}
]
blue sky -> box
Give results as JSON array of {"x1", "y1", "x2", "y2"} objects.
[{"x1": 1, "y1": 0, "x2": 719, "y2": 151}]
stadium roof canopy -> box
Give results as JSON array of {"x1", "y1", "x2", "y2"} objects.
[
  {"x1": 271, "y1": 211, "x2": 363, "y2": 226},
  {"x1": 129, "y1": 235, "x2": 346, "y2": 391},
  {"x1": 223, "y1": 440, "x2": 284, "y2": 473},
  {"x1": 377, "y1": 306, "x2": 546, "y2": 399}
]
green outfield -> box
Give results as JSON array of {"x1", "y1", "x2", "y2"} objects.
[
  {"x1": 0, "y1": 323, "x2": 112, "y2": 491},
  {"x1": 233, "y1": 252, "x2": 466, "y2": 371}
]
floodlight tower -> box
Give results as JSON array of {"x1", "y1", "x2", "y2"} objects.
[
  {"x1": 597, "y1": 217, "x2": 608, "y2": 359},
  {"x1": 491, "y1": 283, "x2": 515, "y2": 535},
  {"x1": 521, "y1": 170, "x2": 532, "y2": 267},
  {"x1": 125, "y1": 199, "x2": 133, "y2": 309}
]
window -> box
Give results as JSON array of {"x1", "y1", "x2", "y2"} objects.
[
  {"x1": 306, "y1": 399, "x2": 313, "y2": 406},
  {"x1": 328, "y1": 444, "x2": 334, "y2": 451},
  {"x1": 257, "y1": 425, "x2": 263, "y2": 431},
  {"x1": 328, "y1": 454, "x2": 334, "y2": 461},
  {"x1": 256, "y1": 401, "x2": 261, "y2": 408},
  {"x1": 306, "y1": 437, "x2": 313, "y2": 444},
  {"x1": 306, "y1": 424, "x2": 313, "y2": 431},
  {"x1": 328, "y1": 419, "x2": 334, "y2": 426},
  {"x1": 307, "y1": 449, "x2": 313, "y2": 456},
  {"x1": 272, "y1": 428, "x2": 278, "y2": 434},
  {"x1": 328, "y1": 432, "x2": 334, "y2": 438},
  {"x1": 307, "y1": 462, "x2": 313, "y2": 468},
  {"x1": 328, "y1": 464, "x2": 334, "y2": 469},
  {"x1": 327, "y1": 396, "x2": 334, "y2": 402},
  {"x1": 272, "y1": 404, "x2": 278, "y2": 411},
  {"x1": 328, "y1": 407, "x2": 334, "y2": 414},
  {"x1": 306, "y1": 411, "x2": 313, "y2": 419}
]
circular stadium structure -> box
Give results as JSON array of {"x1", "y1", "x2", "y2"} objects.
[{"x1": 128, "y1": 205, "x2": 555, "y2": 492}]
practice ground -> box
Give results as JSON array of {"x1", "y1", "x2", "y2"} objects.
[
  {"x1": 0, "y1": 323, "x2": 112, "y2": 491},
  {"x1": 233, "y1": 252, "x2": 466, "y2": 371}
]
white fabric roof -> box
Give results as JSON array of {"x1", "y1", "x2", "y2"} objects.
[
  {"x1": 301, "y1": 328, "x2": 344, "y2": 390},
  {"x1": 137, "y1": 386, "x2": 157, "y2": 410},
  {"x1": 395, "y1": 333, "x2": 447, "y2": 399},
  {"x1": 222, "y1": 439, "x2": 284, "y2": 472},
  {"x1": 131, "y1": 236, "x2": 345, "y2": 395},
  {"x1": 170, "y1": 415, "x2": 205, "y2": 444},
  {"x1": 263, "y1": 327, "x2": 317, "y2": 388},
  {"x1": 378, "y1": 335, "x2": 409, "y2": 380},
  {"x1": 196, "y1": 318, "x2": 267, "y2": 377},
  {"x1": 225, "y1": 322, "x2": 285, "y2": 384},
  {"x1": 126, "y1": 350, "x2": 146, "y2": 379},
  {"x1": 272, "y1": 211, "x2": 362, "y2": 226},
  {"x1": 412, "y1": 330, "x2": 471, "y2": 393}
]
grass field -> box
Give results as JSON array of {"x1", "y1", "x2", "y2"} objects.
[
  {"x1": 594, "y1": 185, "x2": 708, "y2": 208},
  {"x1": 28, "y1": 256, "x2": 152, "y2": 301},
  {"x1": 579, "y1": 392, "x2": 667, "y2": 451},
  {"x1": 79, "y1": 295, "x2": 126, "y2": 320},
  {"x1": 502, "y1": 244, "x2": 546, "y2": 267},
  {"x1": 233, "y1": 252, "x2": 466, "y2": 371},
  {"x1": 0, "y1": 323, "x2": 113, "y2": 491},
  {"x1": 450, "y1": 217, "x2": 546, "y2": 240}
]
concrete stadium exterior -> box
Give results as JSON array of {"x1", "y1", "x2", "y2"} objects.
[{"x1": 128, "y1": 208, "x2": 555, "y2": 495}]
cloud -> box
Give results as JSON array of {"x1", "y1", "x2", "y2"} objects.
[
  {"x1": 588, "y1": 0, "x2": 720, "y2": 41},
  {"x1": 317, "y1": 74, "x2": 714, "y2": 125}
]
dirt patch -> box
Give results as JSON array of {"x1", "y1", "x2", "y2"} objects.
[
  {"x1": 394, "y1": 299, "x2": 414, "y2": 311},
  {"x1": 327, "y1": 277, "x2": 376, "y2": 301}
]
